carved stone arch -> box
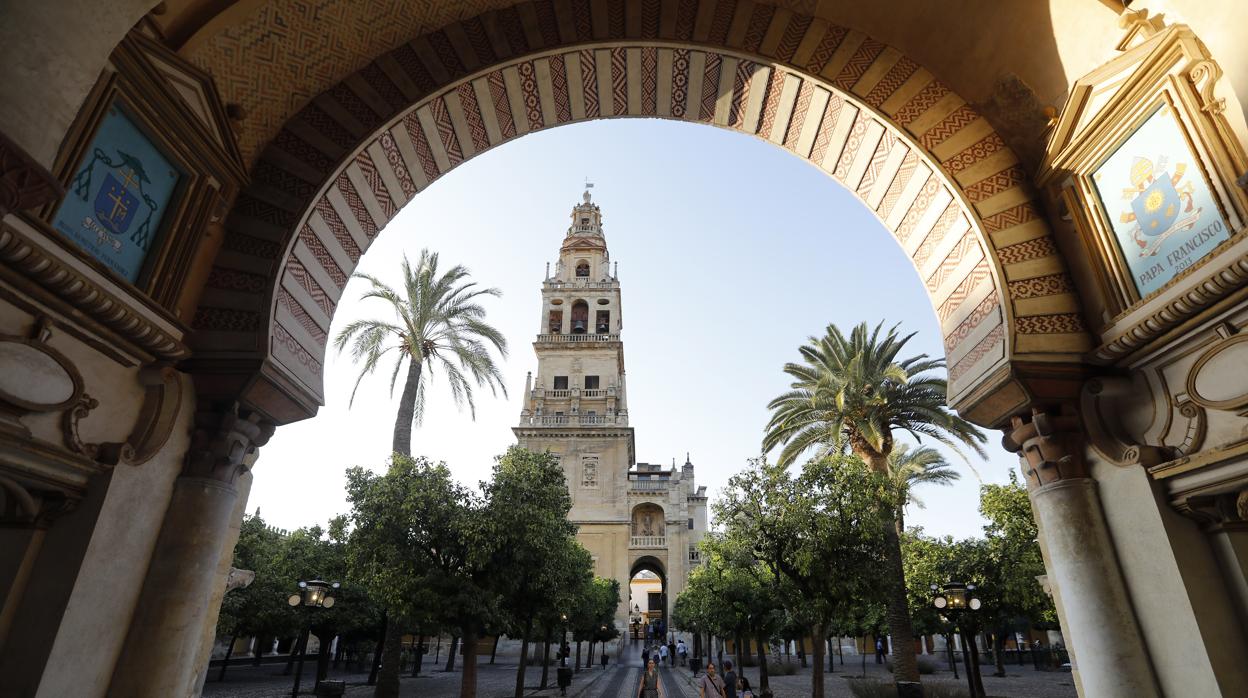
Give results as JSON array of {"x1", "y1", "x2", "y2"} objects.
[{"x1": 190, "y1": 1, "x2": 1091, "y2": 426}]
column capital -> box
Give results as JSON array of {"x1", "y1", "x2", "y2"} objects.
[
  {"x1": 1001, "y1": 405, "x2": 1090, "y2": 489},
  {"x1": 183, "y1": 404, "x2": 275, "y2": 483}
]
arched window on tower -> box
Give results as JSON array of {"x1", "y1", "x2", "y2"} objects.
[
  {"x1": 571, "y1": 300, "x2": 589, "y2": 334},
  {"x1": 575, "y1": 261, "x2": 589, "y2": 277}
]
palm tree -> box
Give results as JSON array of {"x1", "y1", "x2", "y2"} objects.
[
  {"x1": 334, "y1": 249, "x2": 509, "y2": 457},
  {"x1": 886, "y1": 443, "x2": 961, "y2": 534},
  {"x1": 762, "y1": 321, "x2": 985, "y2": 694},
  {"x1": 334, "y1": 249, "x2": 508, "y2": 698}
]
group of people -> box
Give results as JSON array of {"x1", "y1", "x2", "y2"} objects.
[
  {"x1": 636, "y1": 646, "x2": 765, "y2": 698},
  {"x1": 639, "y1": 637, "x2": 688, "y2": 668}
]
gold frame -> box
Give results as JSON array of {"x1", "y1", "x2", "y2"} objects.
[{"x1": 1039, "y1": 23, "x2": 1248, "y2": 358}]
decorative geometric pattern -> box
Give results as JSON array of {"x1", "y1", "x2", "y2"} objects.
[
  {"x1": 776, "y1": 14, "x2": 813, "y2": 63},
  {"x1": 699, "y1": 52, "x2": 722, "y2": 121},
  {"x1": 641, "y1": 48, "x2": 658, "y2": 115},
  {"x1": 937, "y1": 259, "x2": 992, "y2": 322},
  {"x1": 548, "y1": 54, "x2": 573, "y2": 123},
  {"x1": 876, "y1": 150, "x2": 918, "y2": 220},
  {"x1": 191, "y1": 1, "x2": 1082, "y2": 411},
  {"x1": 919, "y1": 104, "x2": 979, "y2": 150},
  {"x1": 892, "y1": 79, "x2": 951, "y2": 126},
  {"x1": 949, "y1": 324, "x2": 1004, "y2": 383},
  {"x1": 729, "y1": 61, "x2": 758, "y2": 128},
  {"x1": 670, "y1": 49, "x2": 691, "y2": 118},
  {"x1": 580, "y1": 49, "x2": 601, "y2": 118},
  {"x1": 351, "y1": 152, "x2": 394, "y2": 218},
  {"x1": 943, "y1": 294, "x2": 1000, "y2": 354},
  {"x1": 942, "y1": 134, "x2": 1007, "y2": 175},
  {"x1": 1016, "y1": 314, "x2": 1086, "y2": 334},
  {"x1": 518, "y1": 61, "x2": 545, "y2": 129},
  {"x1": 805, "y1": 25, "x2": 848, "y2": 75},
  {"x1": 807, "y1": 92, "x2": 845, "y2": 165},
  {"x1": 1008, "y1": 273, "x2": 1075, "y2": 299},
  {"x1": 864, "y1": 56, "x2": 918, "y2": 108},
  {"x1": 611, "y1": 49, "x2": 629, "y2": 116},
  {"x1": 832, "y1": 38, "x2": 884, "y2": 90},
  {"x1": 455, "y1": 84, "x2": 492, "y2": 152},
  {"x1": 742, "y1": 3, "x2": 775, "y2": 53},
  {"x1": 855, "y1": 129, "x2": 898, "y2": 195},
  {"x1": 963, "y1": 165, "x2": 1027, "y2": 203},
  {"x1": 783, "y1": 80, "x2": 816, "y2": 150},
  {"x1": 756, "y1": 68, "x2": 788, "y2": 139},
  {"x1": 488, "y1": 70, "x2": 519, "y2": 138}
]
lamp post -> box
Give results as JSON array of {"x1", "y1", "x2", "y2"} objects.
[
  {"x1": 932, "y1": 582, "x2": 984, "y2": 698},
  {"x1": 287, "y1": 580, "x2": 339, "y2": 697}
]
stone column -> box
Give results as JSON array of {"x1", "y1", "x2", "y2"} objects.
[
  {"x1": 1003, "y1": 407, "x2": 1159, "y2": 698},
  {"x1": 108, "y1": 406, "x2": 273, "y2": 698}
]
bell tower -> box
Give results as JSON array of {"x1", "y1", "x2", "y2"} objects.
[{"x1": 514, "y1": 190, "x2": 706, "y2": 634}]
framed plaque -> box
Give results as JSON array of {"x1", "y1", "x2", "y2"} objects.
[
  {"x1": 51, "y1": 103, "x2": 183, "y2": 283},
  {"x1": 1090, "y1": 103, "x2": 1231, "y2": 297}
]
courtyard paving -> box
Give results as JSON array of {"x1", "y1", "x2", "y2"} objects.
[{"x1": 203, "y1": 642, "x2": 1078, "y2": 698}]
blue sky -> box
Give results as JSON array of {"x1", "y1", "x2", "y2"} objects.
[{"x1": 250, "y1": 117, "x2": 1022, "y2": 539}]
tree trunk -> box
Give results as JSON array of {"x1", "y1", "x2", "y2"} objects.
[
  {"x1": 756, "y1": 632, "x2": 769, "y2": 690},
  {"x1": 283, "y1": 636, "x2": 298, "y2": 676},
  {"x1": 392, "y1": 360, "x2": 423, "y2": 456},
  {"x1": 810, "y1": 624, "x2": 825, "y2": 698},
  {"x1": 316, "y1": 631, "x2": 332, "y2": 686},
  {"x1": 460, "y1": 629, "x2": 479, "y2": 698},
  {"x1": 368, "y1": 619, "x2": 385, "y2": 685},
  {"x1": 491, "y1": 635, "x2": 499, "y2": 664},
  {"x1": 733, "y1": 633, "x2": 744, "y2": 684},
  {"x1": 879, "y1": 484, "x2": 922, "y2": 687},
  {"x1": 968, "y1": 631, "x2": 986, "y2": 698},
  {"x1": 798, "y1": 636, "x2": 807, "y2": 668},
  {"x1": 375, "y1": 616, "x2": 403, "y2": 698},
  {"x1": 515, "y1": 616, "x2": 533, "y2": 698},
  {"x1": 445, "y1": 635, "x2": 459, "y2": 672},
  {"x1": 412, "y1": 635, "x2": 424, "y2": 678},
  {"x1": 586, "y1": 638, "x2": 595, "y2": 669},
  {"x1": 253, "y1": 634, "x2": 267, "y2": 666},
  {"x1": 993, "y1": 628, "x2": 1007, "y2": 677},
  {"x1": 575, "y1": 641, "x2": 581, "y2": 672},
  {"x1": 540, "y1": 627, "x2": 552, "y2": 689},
  {"x1": 217, "y1": 634, "x2": 236, "y2": 682},
  {"x1": 825, "y1": 634, "x2": 835, "y2": 673}
]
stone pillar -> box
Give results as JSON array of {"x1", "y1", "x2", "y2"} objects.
[
  {"x1": 108, "y1": 406, "x2": 272, "y2": 698},
  {"x1": 1003, "y1": 407, "x2": 1159, "y2": 698}
]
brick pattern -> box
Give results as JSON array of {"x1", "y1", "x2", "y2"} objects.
[
  {"x1": 456, "y1": 84, "x2": 491, "y2": 152},
  {"x1": 742, "y1": 3, "x2": 775, "y2": 53},
  {"x1": 876, "y1": 150, "x2": 918, "y2": 220},
  {"x1": 1008, "y1": 273, "x2": 1074, "y2": 299},
  {"x1": 864, "y1": 56, "x2": 918, "y2": 109},
  {"x1": 807, "y1": 91, "x2": 845, "y2": 165},
  {"x1": 775, "y1": 14, "x2": 813, "y2": 63},
  {"x1": 804, "y1": 25, "x2": 848, "y2": 75},
  {"x1": 832, "y1": 38, "x2": 884, "y2": 90},
  {"x1": 855, "y1": 130, "x2": 897, "y2": 195},
  {"x1": 943, "y1": 294, "x2": 1000, "y2": 354},
  {"x1": 937, "y1": 259, "x2": 992, "y2": 322},
  {"x1": 611, "y1": 48, "x2": 629, "y2": 116},
  {"x1": 430, "y1": 96, "x2": 465, "y2": 165},
  {"x1": 756, "y1": 68, "x2": 788, "y2": 139},
  {"x1": 1017, "y1": 313, "x2": 1086, "y2": 334},
  {"x1": 640, "y1": 48, "x2": 658, "y2": 115},
  {"x1": 949, "y1": 324, "x2": 1004, "y2": 383},
  {"x1": 698, "y1": 52, "x2": 722, "y2": 122}
]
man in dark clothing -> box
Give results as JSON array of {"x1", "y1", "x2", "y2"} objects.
[
  {"x1": 875, "y1": 638, "x2": 886, "y2": 664},
  {"x1": 668, "y1": 638, "x2": 677, "y2": 666},
  {"x1": 722, "y1": 660, "x2": 738, "y2": 698}
]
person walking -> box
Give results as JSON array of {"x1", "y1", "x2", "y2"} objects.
[
  {"x1": 668, "y1": 638, "x2": 677, "y2": 666},
  {"x1": 875, "y1": 637, "x2": 886, "y2": 664},
  {"x1": 698, "y1": 662, "x2": 726, "y2": 698},
  {"x1": 722, "y1": 660, "x2": 738, "y2": 698},
  {"x1": 642, "y1": 646, "x2": 650, "y2": 666},
  {"x1": 659, "y1": 642, "x2": 669, "y2": 666},
  {"x1": 677, "y1": 639, "x2": 688, "y2": 667},
  {"x1": 638, "y1": 659, "x2": 664, "y2": 698},
  {"x1": 737, "y1": 674, "x2": 754, "y2": 698}
]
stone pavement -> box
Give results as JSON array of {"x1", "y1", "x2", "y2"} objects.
[{"x1": 204, "y1": 645, "x2": 1077, "y2": 698}]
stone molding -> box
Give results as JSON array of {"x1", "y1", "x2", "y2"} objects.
[
  {"x1": 0, "y1": 129, "x2": 63, "y2": 217},
  {"x1": 0, "y1": 217, "x2": 190, "y2": 362}
]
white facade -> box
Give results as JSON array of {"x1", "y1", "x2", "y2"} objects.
[{"x1": 513, "y1": 192, "x2": 709, "y2": 629}]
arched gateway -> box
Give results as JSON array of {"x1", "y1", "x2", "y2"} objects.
[{"x1": 1, "y1": 3, "x2": 1248, "y2": 698}]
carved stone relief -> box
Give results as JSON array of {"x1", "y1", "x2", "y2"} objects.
[{"x1": 581, "y1": 454, "x2": 598, "y2": 488}]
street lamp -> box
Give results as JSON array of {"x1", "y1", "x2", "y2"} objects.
[
  {"x1": 288, "y1": 580, "x2": 340, "y2": 697},
  {"x1": 932, "y1": 582, "x2": 984, "y2": 698}
]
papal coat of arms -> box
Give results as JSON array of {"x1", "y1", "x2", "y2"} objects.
[
  {"x1": 1117, "y1": 155, "x2": 1202, "y2": 256},
  {"x1": 1093, "y1": 105, "x2": 1231, "y2": 297}
]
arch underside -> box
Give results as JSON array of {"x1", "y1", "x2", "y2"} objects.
[
  {"x1": 192, "y1": 3, "x2": 1091, "y2": 423},
  {"x1": 631, "y1": 554, "x2": 667, "y2": 581}
]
